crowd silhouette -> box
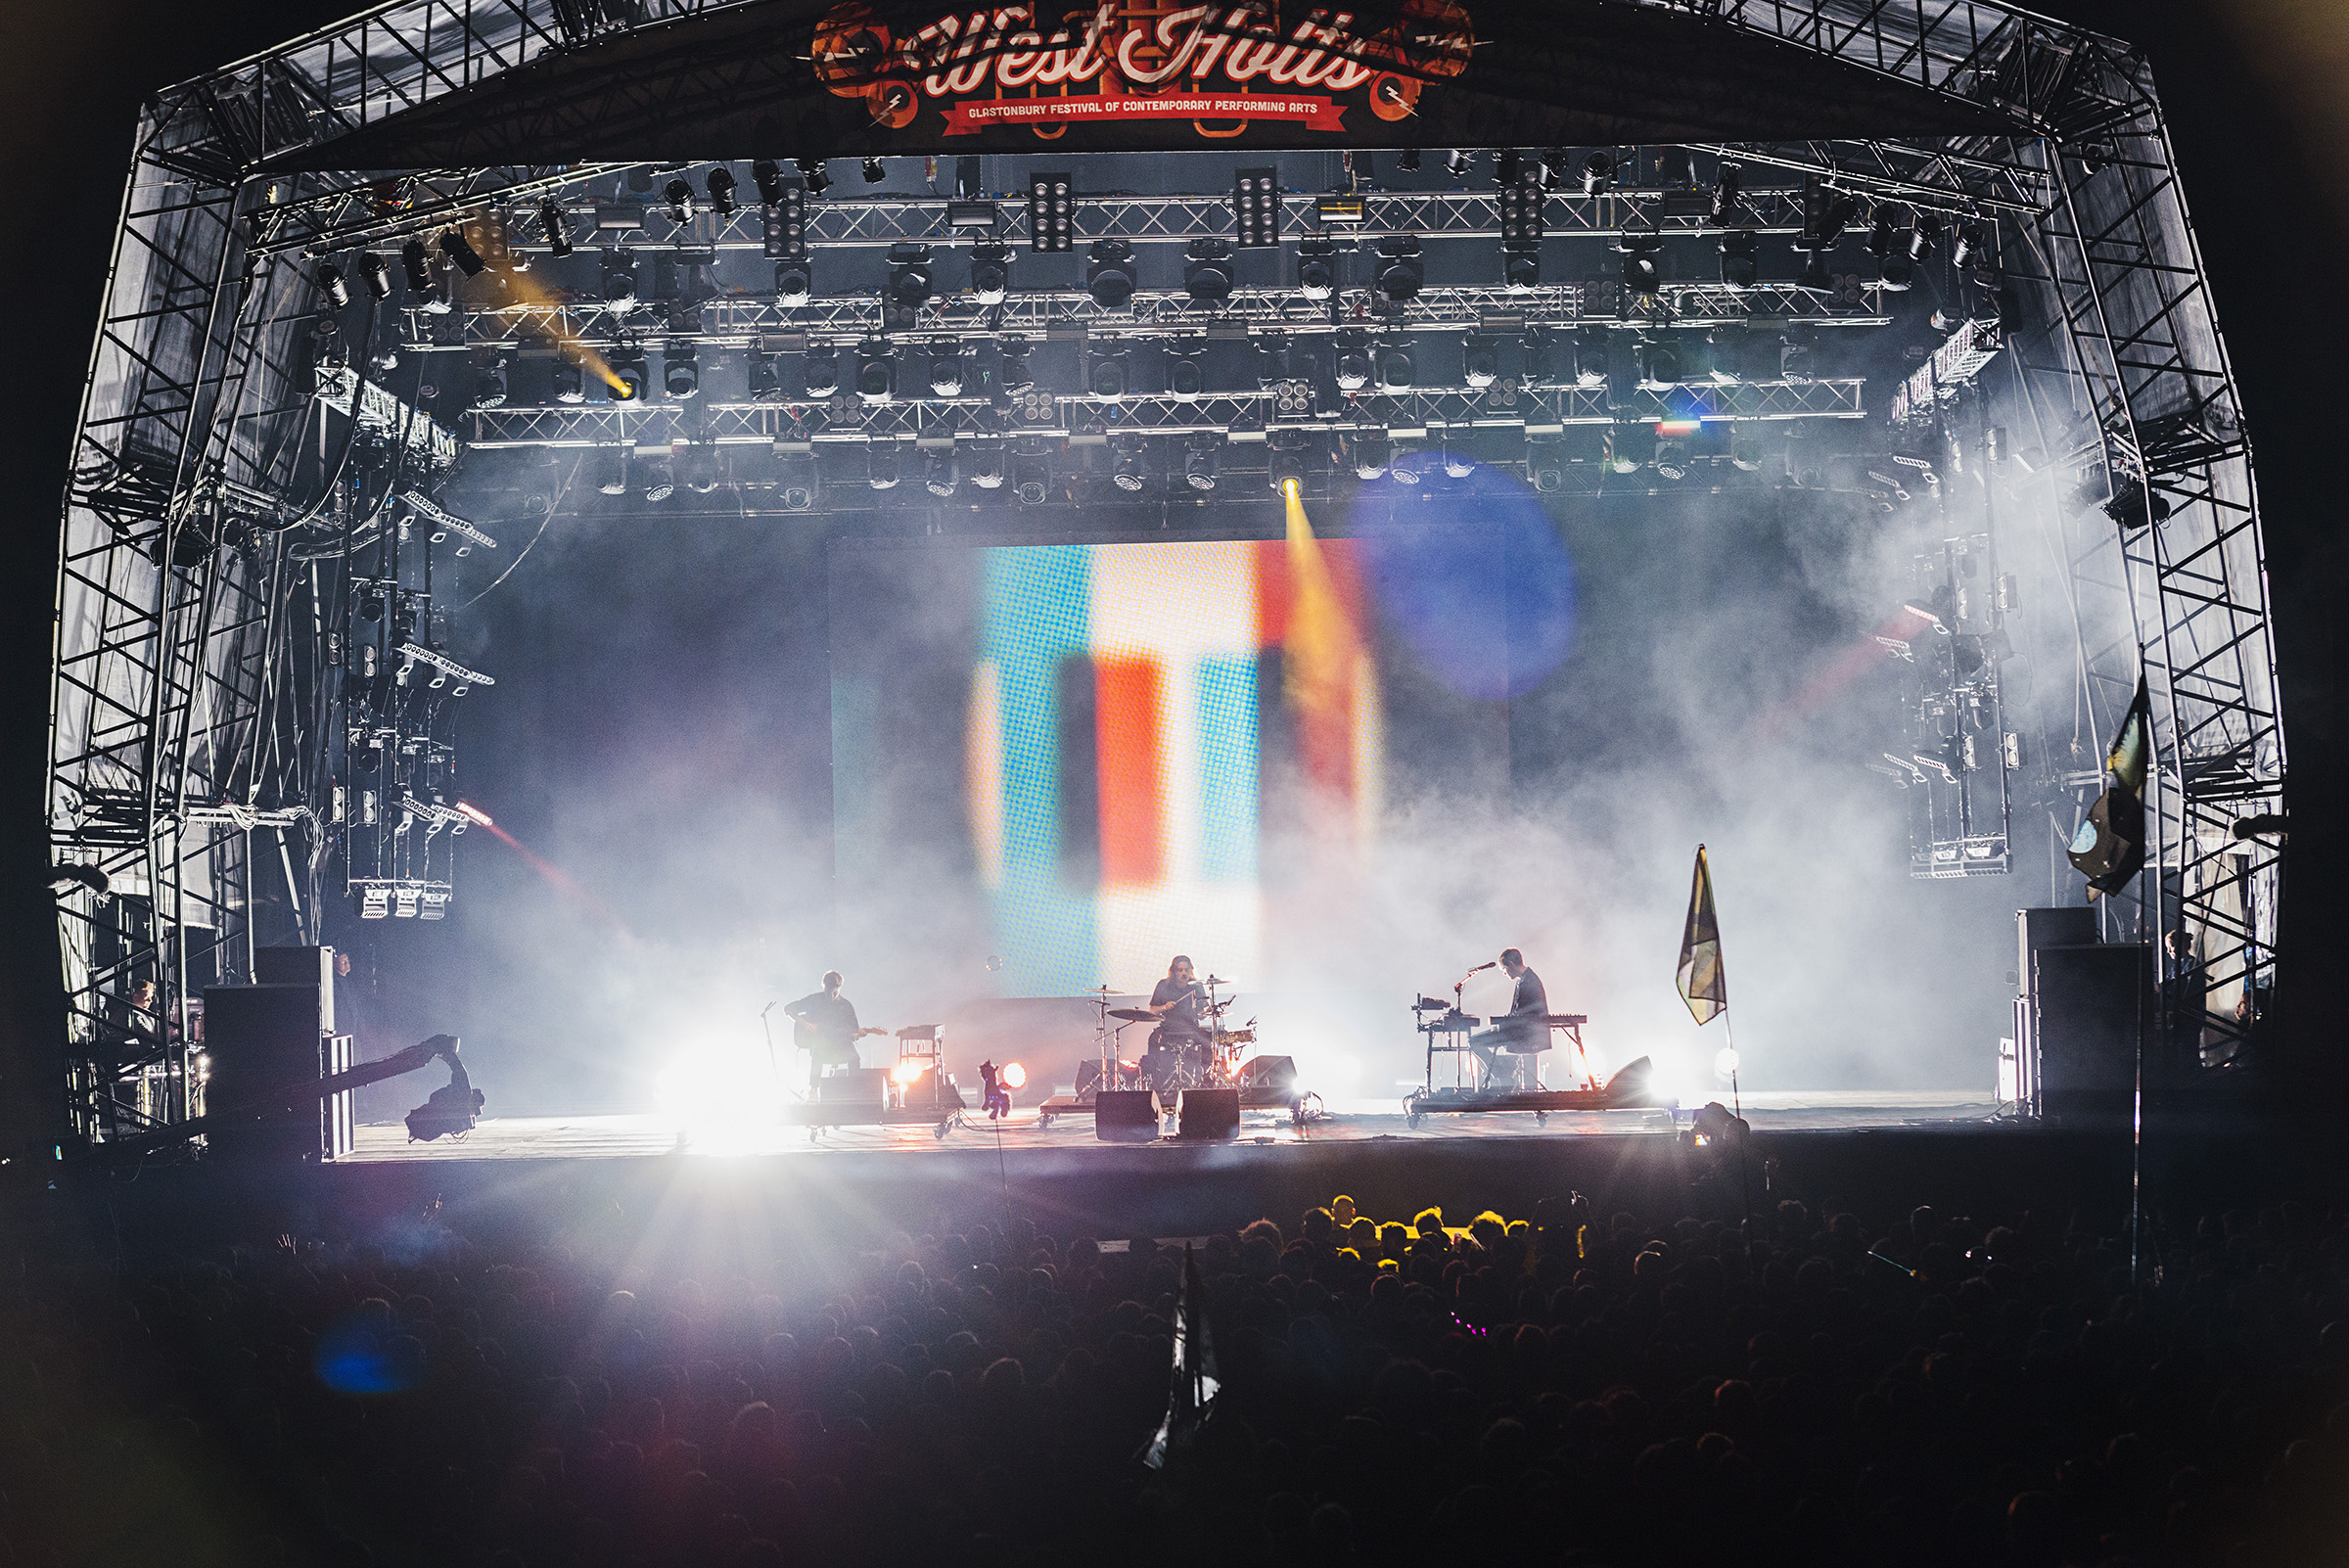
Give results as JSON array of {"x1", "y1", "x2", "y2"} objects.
[{"x1": 3, "y1": 1184, "x2": 2346, "y2": 1567}]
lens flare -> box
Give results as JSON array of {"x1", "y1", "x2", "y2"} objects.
[{"x1": 999, "y1": 1060, "x2": 1028, "y2": 1090}]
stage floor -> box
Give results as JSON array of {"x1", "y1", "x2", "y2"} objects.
[{"x1": 345, "y1": 1089, "x2": 2002, "y2": 1162}]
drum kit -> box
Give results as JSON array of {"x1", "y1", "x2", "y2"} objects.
[{"x1": 1097, "y1": 974, "x2": 1255, "y2": 1094}]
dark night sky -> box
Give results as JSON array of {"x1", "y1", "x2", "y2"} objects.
[{"x1": 2, "y1": 0, "x2": 2342, "y2": 1147}]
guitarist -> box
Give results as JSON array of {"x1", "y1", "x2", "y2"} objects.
[{"x1": 785, "y1": 970, "x2": 883, "y2": 1093}]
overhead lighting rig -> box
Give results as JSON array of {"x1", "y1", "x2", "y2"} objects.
[
  {"x1": 970, "y1": 241, "x2": 1012, "y2": 304},
  {"x1": 928, "y1": 342, "x2": 965, "y2": 396},
  {"x1": 1297, "y1": 237, "x2": 1337, "y2": 300},
  {"x1": 1183, "y1": 238, "x2": 1235, "y2": 305},
  {"x1": 663, "y1": 178, "x2": 695, "y2": 225},
  {"x1": 802, "y1": 343, "x2": 839, "y2": 396},
  {"x1": 1499, "y1": 167, "x2": 1543, "y2": 291},
  {"x1": 1374, "y1": 236, "x2": 1423, "y2": 303},
  {"x1": 1086, "y1": 240, "x2": 1137, "y2": 308},
  {"x1": 796, "y1": 158, "x2": 831, "y2": 195},
  {"x1": 856, "y1": 341, "x2": 896, "y2": 402}
]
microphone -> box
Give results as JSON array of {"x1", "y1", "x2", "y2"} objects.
[{"x1": 1466, "y1": 961, "x2": 1498, "y2": 974}]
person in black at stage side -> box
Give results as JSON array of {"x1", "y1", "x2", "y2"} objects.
[
  {"x1": 1143, "y1": 954, "x2": 1210, "y2": 1086},
  {"x1": 1470, "y1": 948, "x2": 1547, "y2": 1087},
  {"x1": 784, "y1": 971, "x2": 883, "y2": 1093}
]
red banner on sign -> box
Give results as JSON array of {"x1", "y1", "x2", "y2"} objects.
[{"x1": 942, "y1": 93, "x2": 1347, "y2": 135}]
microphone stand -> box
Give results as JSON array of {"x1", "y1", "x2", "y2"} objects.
[{"x1": 760, "y1": 1001, "x2": 780, "y2": 1092}]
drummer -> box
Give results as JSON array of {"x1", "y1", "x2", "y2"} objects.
[{"x1": 1144, "y1": 954, "x2": 1212, "y2": 1081}]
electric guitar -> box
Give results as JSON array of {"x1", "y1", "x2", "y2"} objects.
[{"x1": 793, "y1": 1017, "x2": 888, "y2": 1060}]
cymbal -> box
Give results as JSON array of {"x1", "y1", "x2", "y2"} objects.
[
  {"x1": 1108, "y1": 1007, "x2": 1156, "y2": 1022},
  {"x1": 1202, "y1": 975, "x2": 1231, "y2": 986}
]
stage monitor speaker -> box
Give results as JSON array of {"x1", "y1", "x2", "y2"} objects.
[
  {"x1": 1233, "y1": 1054, "x2": 1297, "y2": 1097},
  {"x1": 2016, "y1": 908, "x2": 2096, "y2": 992},
  {"x1": 817, "y1": 1067, "x2": 890, "y2": 1109},
  {"x1": 1176, "y1": 1087, "x2": 1239, "y2": 1140},
  {"x1": 204, "y1": 984, "x2": 333, "y2": 1162},
  {"x1": 1093, "y1": 1089, "x2": 1161, "y2": 1142},
  {"x1": 2033, "y1": 944, "x2": 2149, "y2": 1126}
]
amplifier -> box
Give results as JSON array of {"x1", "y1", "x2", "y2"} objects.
[{"x1": 816, "y1": 1068, "x2": 889, "y2": 1108}]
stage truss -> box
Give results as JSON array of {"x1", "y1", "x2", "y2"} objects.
[{"x1": 45, "y1": 0, "x2": 2284, "y2": 1143}]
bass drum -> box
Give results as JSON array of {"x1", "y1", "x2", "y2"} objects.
[{"x1": 1141, "y1": 1027, "x2": 1211, "y2": 1090}]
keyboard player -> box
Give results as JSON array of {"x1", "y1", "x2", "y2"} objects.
[{"x1": 1470, "y1": 948, "x2": 1548, "y2": 1086}]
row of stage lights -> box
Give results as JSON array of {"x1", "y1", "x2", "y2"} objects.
[
  {"x1": 317, "y1": 151, "x2": 1990, "y2": 327},
  {"x1": 454, "y1": 322, "x2": 1823, "y2": 412},
  {"x1": 573, "y1": 419, "x2": 1780, "y2": 507}
]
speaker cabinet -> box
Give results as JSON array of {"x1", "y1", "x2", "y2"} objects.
[
  {"x1": 1175, "y1": 1087, "x2": 1240, "y2": 1140},
  {"x1": 1233, "y1": 1055, "x2": 1297, "y2": 1107},
  {"x1": 2033, "y1": 944, "x2": 2150, "y2": 1126},
  {"x1": 204, "y1": 984, "x2": 333, "y2": 1162},
  {"x1": 253, "y1": 945, "x2": 336, "y2": 1032},
  {"x1": 1093, "y1": 1089, "x2": 1161, "y2": 1142},
  {"x1": 816, "y1": 1067, "x2": 890, "y2": 1108}
]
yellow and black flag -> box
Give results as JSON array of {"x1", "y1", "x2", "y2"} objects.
[
  {"x1": 1677, "y1": 845, "x2": 1727, "y2": 1026},
  {"x1": 2067, "y1": 675, "x2": 2151, "y2": 897}
]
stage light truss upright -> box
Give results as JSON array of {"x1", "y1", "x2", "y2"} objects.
[
  {"x1": 40, "y1": 0, "x2": 2292, "y2": 1146},
  {"x1": 1999, "y1": 45, "x2": 2285, "y2": 1073}
]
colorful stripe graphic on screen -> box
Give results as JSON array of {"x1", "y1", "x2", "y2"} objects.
[{"x1": 966, "y1": 539, "x2": 1381, "y2": 997}]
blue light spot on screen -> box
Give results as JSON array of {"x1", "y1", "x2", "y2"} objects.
[
  {"x1": 1195, "y1": 658, "x2": 1258, "y2": 882},
  {"x1": 1358, "y1": 468, "x2": 1576, "y2": 701},
  {"x1": 982, "y1": 547, "x2": 1097, "y2": 994}
]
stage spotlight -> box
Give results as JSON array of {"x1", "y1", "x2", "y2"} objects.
[
  {"x1": 1086, "y1": 239, "x2": 1137, "y2": 308},
  {"x1": 684, "y1": 445, "x2": 719, "y2": 494},
  {"x1": 1952, "y1": 217, "x2": 1985, "y2": 269},
  {"x1": 1540, "y1": 147, "x2": 1571, "y2": 189},
  {"x1": 1798, "y1": 245, "x2": 1831, "y2": 292},
  {"x1": 1184, "y1": 439, "x2": 1218, "y2": 491},
  {"x1": 608, "y1": 351, "x2": 647, "y2": 401},
  {"x1": 796, "y1": 157, "x2": 832, "y2": 195},
  {"x1": 1028, "y1": 172, "x2": 1074, "y2": 252},
  {"x1": 970, "y1": 240, "x2": 1012, "y2": 303},
  {"x1": 1527, "y1": 438, "x2": 1563, "y2": 493},
  {"x1": 438, "y1": 228, "x2": 487, "y2": 277},
  {"x1": 642, "y1": 457, "x2": 676, "y2": 501},
  {"x1": 1183, "y1": 237, "x2": 1235, "y2": 304},
  {"x1": 887, "y1": 243, "x2": 934, "y2": 312},
  {"x1": 1234, "y1": 166, "x2": 1280, "y2": 247},
  {"x1": 474, "y1": 355, "x2": 508, "y2": 407},
  {"x1": 1350, "y1": 432, "x2": 1390, "y2": 479},
  {"x1": 1333, "y1": 331, "x2": 1370, "y2": 391},
  {"x1": 1089, "y1": 351, "x2": 1128, "y2": 399},
  {"x1": 706, "y1": 165, "x2": 738, "y2": 217},
  {"x1": 867, "y1": 444, "x2": 900, "y2": 489},
  {"x1": 400, "y1": 239, "x2": 446, "y2": 310},
  {"x1": 1396, "y1": 148, "x2": 1422, "y2": 172},
  {"x1": 1779, "y1": 330, "x2": 1814, "y2": 381},
  {"x1": 763, "y1": 179, "x2": 808, "y2": 261},
  {"x1": 996, "y1": 337, "x2": 1033, "y2": 391},
  {"x1": 317, "y1": 262, "x2": 350, "y2": 307},
  {"x1": 1252, "y1": 336, "x2": 1289, "y2": 389},
  {"x1": 1442, "y1": 445, "x2": 1476, "y2": 479},
  {"x1": 1659, "y1": 145, "x2": 1695, "y2": 190},
  {"x1": 1878, "y1": 216, "x2": 1920, "y2": 290},
  {"x1": 1462, "y1": 335, "x2": 1499, "y2": 389},
  {"x1": 862, "y1": 157, "x2": 888, "y2": 184},
  {"x1": 1711, "y1": 161, "x2": 1742, "y2": 221},
  {"x1": 359, "y1": 253, "x2": 393, "y2": 300},
  {"x1": 663, "y1": 178, "x2": 695, "y2": 224},
  {"x1": 1113, "y1": 442, "x2": 1148, "y2": 491},
  {"x1": 551, "y1": 355, "x2": 585, "y2": 403},
  {"x1": 1730, "y1": 431, "x2": 1765, "y2": 471},
  {"x1": 1503, "y1": 246, "x2": 1542, "y2": 292},
  {"x1": 1605, "y1": 423, "x2": 1651, "y2": 474},
  {"x1": 1799, "y1": 173, "x2": 1856, "y2": 248},
  {"x1": 1298, "y1": 236, "x2": 1337, "y2": 300},
  {"x1": 929, "y1": 344, "x2": 965, "y2": 396},
  {"x1": 1581, "y1": 151, "x2": 1615, "y2": 196},
  {"x1": 1168, "y1": 342, "x2": 1205, "y2": 398},
  {"x1": 925, "y1": 452, "x2": 957, "y2": 496},
  {"x1": 1389, "y1": 444, "x2": 1421, "y2": 484},
  {"x1": 1496, "y1": 148, "x2": 1523, "y2": 186},
  {"x1": 856, "y1": 342, "x2": 896, "y2": 402},
  {"x1": 1014, "y1": 448, "x2": 1050, "y2": 504},
  {"x1": 1719, "y1": 229, "x2": 1758, "y2": 290},
  {"x1": 802, "y1": 343, "x2": 839, "y2": 396},
  {"x1": 1375, "y1": 339, "x2": 1414, "y2": 389},
  {"x1": 777, "y1": 451, "x2": 818, "y2": 509},
  {"x1": 1619, "y1": 231, "x2": 1662, "y2": 294},
  {"x1": 753, "y1": 159, "x2": 786, "y2": 205},
  {"x1": 1444, "y1": 148, "x2": 1470, "y2": 177},
  {"x1": 534, "y1": 199, "x2": 575, "y2": 259},
  {"x1": 664, "y1": 345, "x2": 699, "y2": 398},
  {"x1": 969, "y1": 438, "x2": 1005, "y2": 488},
  {"x1": 1641, "y1": 336, "x2": 1682, "y2": 385},
  {"x1": 1269, "y1": 448, "x2": 1306, "y2": 491},
  {"x1": 601, "y1": 250, "x2": 638, "y2": 312},
  {"x1": 1374, "y1": 236, "x2": 1423, "y2": 303},
  {"x1": 1653, "y1": 439, "x2": 1689, "y2": 480},
  {"x1": 596, "y1": 450, "x2": 627, "y2": 495},
  {"x1": 774, "y1": 254, "x2": 813, "y2": 305}
]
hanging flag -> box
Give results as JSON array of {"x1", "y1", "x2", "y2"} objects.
[
  {"x1": 1677, "y1": 844, "x2": 1727, "y2": 1026},
  {"x1": 2067, "y1": 675, "x2": 2151, "y2": 897},
  {"x1": 1142, "y1": 1242, "x2": 1220, "y2": 1468}
]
